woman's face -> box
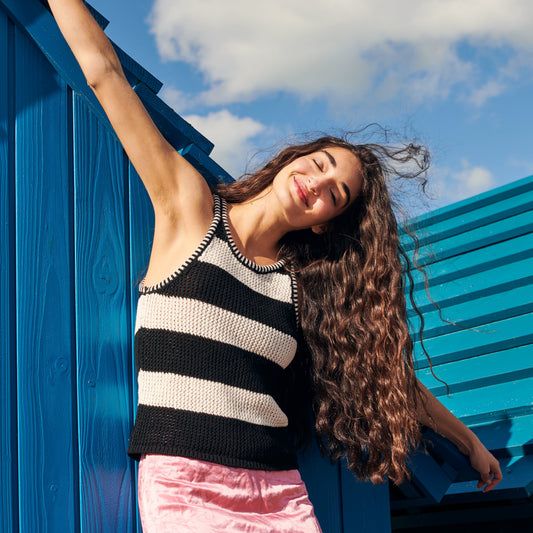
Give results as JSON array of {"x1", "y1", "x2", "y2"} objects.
[{"x1": 271, "y1": 146, "x2": 363, "y2": 232}]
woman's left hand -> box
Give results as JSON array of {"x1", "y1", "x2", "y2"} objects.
[{"x1": 467, "y1": 439, "x2": 503, "y2": 492}]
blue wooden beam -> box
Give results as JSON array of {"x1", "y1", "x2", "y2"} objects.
[
  {"x1": 0, "y1": 0, "x2": 214, "y2": 155},
  {"x1": 179, "y1": 144, "x2": 233, "y2": 186},
  {"x1": 401, "y1": 174, "x2": 533, "y2": 236}
]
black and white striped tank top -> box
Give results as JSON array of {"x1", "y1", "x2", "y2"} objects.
[{"x1": 127, "y1": 194, "x2": 300, "y2": 470}]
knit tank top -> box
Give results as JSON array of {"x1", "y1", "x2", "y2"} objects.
[{"x1": 127, "y1": 195, "x2": 300, "y2": 470}]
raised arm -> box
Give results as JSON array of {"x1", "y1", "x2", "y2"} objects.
[
  {"x1": 47, "y1": 0, "x2": 212, "y2": 223},
  {"x1": 416, "y1": 380, "x2": 502, "y2": 492}
]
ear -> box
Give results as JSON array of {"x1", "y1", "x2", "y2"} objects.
[{"x1": 311, "y1": 223, "x2": 329, "y2": 235}]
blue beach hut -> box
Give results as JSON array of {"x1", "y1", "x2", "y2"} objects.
[{"x1": 1, "y1": 0, "x2": 532, "y2": 531}]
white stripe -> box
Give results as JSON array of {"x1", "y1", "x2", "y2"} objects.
[
  {"x1": 135, "y1": 293, "x2": 297, "y2": 369},
  {"x1": 198, "y1": 236, "x2": 293, "y2": 303},
  {"x1": 138, "y1": 370, "x2": 288, "y2": 427}
]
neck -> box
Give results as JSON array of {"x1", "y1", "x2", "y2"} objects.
[{"x1": 226, "y1": 189, "x2": 290, "y2": 265}]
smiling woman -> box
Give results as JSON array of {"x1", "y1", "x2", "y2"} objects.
[{"x1": 46, "y1": 0, "x2": 503, "y2": 531}]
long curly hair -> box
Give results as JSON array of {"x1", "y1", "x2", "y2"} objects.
[{"x1": 215, "y1": 134, "x2": 430, "y2": 485}]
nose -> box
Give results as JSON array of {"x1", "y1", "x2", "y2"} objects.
[{"x1": 308, "y1": 175, "x2": 330, "y2": 197}]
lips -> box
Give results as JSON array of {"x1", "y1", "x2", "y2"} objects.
[{"x1": 294, "y1": 176, "x2": 308, "y2": 207}]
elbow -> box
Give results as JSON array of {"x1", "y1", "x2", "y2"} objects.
[{"x1": 84, "y1": 55, "x2": 124, "y2": 89}]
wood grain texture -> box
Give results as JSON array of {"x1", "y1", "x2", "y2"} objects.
[
  {"x1": 127, "y1": 163, "x2": 154, "y2": 533},
  {"x1": 15, "y1": 25, "x2": 77, "y2": 533},
  {"x1": 0, "y1": 11, "x2": 17, "y2": 533},
  {"x1": 74, "y1": 95, "x2": 136, "y2": 533}
]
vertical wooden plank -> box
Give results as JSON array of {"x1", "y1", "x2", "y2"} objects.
[
  {"x1": 128, "y1": 164, "x2": 154, "y2": 533},
  {"x1": 0, "y1": 11, "x2": 17, "y2": 533},
  {"x1": 73, "y1": 95, "x2": 136, "y2": 533},
  {"x1": 14, "y1": 26, "x2": 78, "y2": 532},
  {"x1": 299, "y1": 443, "x2": 343, "y2": 533},
  {"x1": 340, "y1": 466, "x2": 392, "y2": 532}
]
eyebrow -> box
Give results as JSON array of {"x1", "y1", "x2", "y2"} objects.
[
  {"x1": 321, "y1": 149, "x2": 336, "y2": 167},
  {"x1": 322, "y1": 150, "x2": 351, "y2": 207}
]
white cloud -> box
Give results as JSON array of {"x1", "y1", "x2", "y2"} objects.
[
  {"x1": 428, "y1": 159, "x2": 496, "y2": 206},
  {"x1": 149, "y1": 0, "x2": 533, "y2": 108},
  {"x1": 183, "y1": 109, "x2": 266, "y2": 176},
  {"x1": 159, "y1": 85, "x2": 194, "y2": 113},
  {"x1": 468, "y1": 80, "x2": 507, "y2": 106},
  {"x1": 454, "y1": 161, "x2": 495, "y2": 193}
]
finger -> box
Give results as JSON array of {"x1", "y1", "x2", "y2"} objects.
[
  {"x1": 477, "y1": 472, "x2": 491, "y2": 491},
  {"x1": 483, "y1": 466, "x2": 503, "y2": 492}
]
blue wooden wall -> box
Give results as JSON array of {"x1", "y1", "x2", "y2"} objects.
[
  {"x1": 1, "y1": 1, "x2": 531, "y2": 532},
  {"x1": 392, "y1": 176, "x2": 533, "y2": 528}
]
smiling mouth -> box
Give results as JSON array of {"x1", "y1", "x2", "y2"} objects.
[{"x1": 294, "y1": 176, "x2": 308, "y2": 207}]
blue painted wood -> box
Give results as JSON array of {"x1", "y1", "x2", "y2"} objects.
[
  {"x1": 340, "y1": 466, "x2": 391, "y2": 532},
  {"x1": 127, "y1": 164, "x2": 154, "y2": 533},
  {"x1": 443, "y1": 454, "x2": 533, "y2": 503},
  {"x1": 407, "y1": 256, "x2": 533, "y2": 315},
  {"x1": 402, "y1": 174, "x2": 533, "y2": 234},
  {"x1": 418, "y1": 345, "x2": 533, "y2": 396},
  {"x1": 413, "y1": 209, "x2": 533, "y2": 266},
  {"x1": 73, "y1": 95, "x2": 136, "y2": 533},
  {"x1": 409, "y1": 283, "x2": 533, "y2": 341},
  {"x1": 82, "y1": 3, "x2": 163, "y2": 93},
  {"x1": 401, "y1": 180, "x2": 533, "y2": 250},
  {"x1": 407, "y1": 232, "x2": 533, "y2": 290},
  {"x1": 413, "y1": 312, "x2": 533, "y2": 368},
  {"x1": 133, "y1": 83, "x2": 214, "y2": 155},
  {"x1": 468, "y1": 413, "x2": 533, "y2": 457},
  {"x1": 179, "y1": 143, "x2": 233, "y2": 185},
  {"x1": 0, "y1": 11, "x2": 17, "y2": 533},
  {"x1": 15, "y1": 25, "x2": 78, "y2": 532},
  {"x1": 434, "y1": 376, "x2": 533, "y2": 424},
  {"x1": 299, "y1": 444, "x2": 343, "y2": 533},
  {"x1": 2, "y1": 0, "x2": 213, "y2": 154},
  {"x1": 400, "y1": 450, "x2": 455, "y2": 504}
]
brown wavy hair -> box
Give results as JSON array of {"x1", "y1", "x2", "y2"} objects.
[{"x1": 215, "y1": 134, "x2": 430, "y2": 484}]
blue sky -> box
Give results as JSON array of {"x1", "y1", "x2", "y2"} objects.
[{"x1": 89, "y1": 0, "x2": 533, "y2": 213}]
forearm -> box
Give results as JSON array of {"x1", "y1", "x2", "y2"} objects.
[
  {"x1": 416, "y1": 379, "x2": 480, "y2": 456},
  {"x1": 48, "y1": 0, "x2": 123, "y2": 84}
]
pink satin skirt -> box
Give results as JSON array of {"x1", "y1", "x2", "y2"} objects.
[{"x1": 137, "y1": 454, "x2": 323, "y2": 532}]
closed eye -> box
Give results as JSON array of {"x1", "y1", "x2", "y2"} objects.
[
  {"x1": 313, "y1": 159, "x2": 324, "y2": 172},
  {"x1": 330, "y1": 190, "x2": 337, "y2": 206}
]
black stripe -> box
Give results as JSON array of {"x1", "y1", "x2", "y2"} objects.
[
  {"x1": 127, "y1": 405, "x2": 298, "y2": 470},
  {"x1": 156, "y1": 260, "x2": 297, "y2": 336},
  {"x1": 135, "y1": 329, "x2": 287, "y2": 397}
]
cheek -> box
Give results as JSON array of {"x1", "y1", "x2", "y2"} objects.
[
  {"x1": 292, "y1": 158, "x2": 314, "y2": 174},
  {"x1": 315, "y1": 200, "x2": 336, "y2": 221}
]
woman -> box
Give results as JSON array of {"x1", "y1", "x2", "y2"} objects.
[{"x1": 49, "y1": 1, "x2": 502, "y2": 531}]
